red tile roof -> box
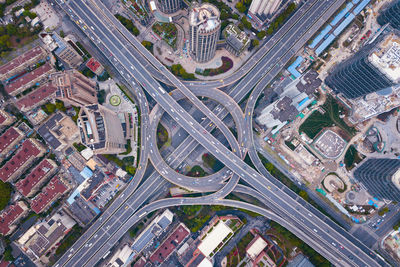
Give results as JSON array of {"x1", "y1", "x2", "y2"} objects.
[
  {"x1": 0, "y1": 127, "x2": 22, "y2": 154},
  {"x1": 4, "y1": 63, "x2": 53, "y2": 94},
  {"x1": 31, "y1": 176, "x2": 67, "y2": 214},
  {"x1": 0, "y1": 112, "x2": 6, "y2": 125},
  {"x1": 0, "y1": 46, "x2": 43, "y2": 76},
  {"x1": 0, "y1": 139, "x2": 41, "y2": 182},
  {"x1": 0, "y1": 203, "x2": 24, "y2": 235},
  {"x1": 15, "y1": 159, "x2": 56, "y2": 197},
  {"x1": 149, "y1": 224, "x2": 190, "y2": 263},
  {"x1": 85, "y1": 58, "x2": 101, "y2": 73},
  {"x1": 16, "y1": 83, "x2": 57, "y2": 110}
]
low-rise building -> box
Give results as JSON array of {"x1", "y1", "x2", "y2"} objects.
[
  {"x1": 86, "y1": 58, "x2": 104, "y2": 76},
  {"x1": 256, "y1": 70, "x2": 321, "y2": 135},
  {"x1": 37, "y1": 112, "x2": 79, "y2": 151},
  {"x1": 18, "y1": 210, "x2": 76, "y2": 261},
  {"x1": 131, "y1": 209, "x2": 174, "y2": 255},
  {"x1": 53, "y1": 70, "x2": 98, "y2": 106},
  {"x1": 16, "y1": 83, "x2": 58, "y2": 112},
  {"x1": 31, "y1": 176, "x2": 69, "y2": 214},
  {"x1": 0, "y1": 110, "x2": 14, "y2": 127},
  {"x1": 223, "y1": 24, "x2": 250, "y2": 56},
  {"x1": 40, "y1": 32, "x2": 83, "y2": 68},
  {"x1": 0, "y1": 127, "x2": 24, "y2": 157},
  {"x1": 107, "y1": 244, "x2": 134, "y2": 267},
  {"x1": 15, "y1": 159, "x2": 58, "y2": 198},
  {"x1": 0, "y1": 46, "x2": 46, "y2": 81},
  {"x1": 246, "y1": 235, "x2": 268, "y2": 261},
  {"x1": 0, "y1": 139, "x2": 45, "y2": 182},
  {"x1": 4, "y1": 62, "x2": 54, "y2": 96},
  {"x1": 78, "y1": 104, "x2": 127, "y2": 154},
  {"x1": 0, "y1": 201, "x2": 29, "y2": 236},
  {"x1": 149, "y1": 223, "x2": 190, "y2": 264}
]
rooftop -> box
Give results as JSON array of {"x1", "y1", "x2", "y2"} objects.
[
  {"x1": 198, "y1": 220, "x2": 232, "y2": 257},
  {"x1": 15, "y1": 159, "x2": 57, "y2": 197},
  {"x1": 190, "y1": 3, "x2": 220, "y2": 32},
  {"x1": 0, "y1": 139, "x2": 42, "y2": 182},
  {"x1": 31, "y1": 176, "x2": 68, "y2": 213},
  {"x1": 0, "y1": 46, "x2": 44, "y2": 77},
  {"x1": 16, "y1": 83, "x2": 57, "y2": 111},
  {"x1": 85, "y1": 58, "x2": 102, "y2": 73},
  {"x1": 0, "y1": 202, "x2": 27, "y2": 235},
  {"x1": 369, "y1": 32, "x2": 400, "y2": 83},
  {"x1": 4, "y1": 62, "x2": 53, "y2": 94},
  {"x1": 149, "y1": 223, "x2": 190, "y2": 264},
  {"x1": 0, "y1": 127, "x2": 22, "y2": 154},
  {"x1": 246, "y1": 235, "x2": 268, "y2": 260}
]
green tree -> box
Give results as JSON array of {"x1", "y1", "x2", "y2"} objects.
[
  {"x1": 125, "y1": 165, "x2": 136, "y2": 175},
  {"x1": 55, "y1": 100, "x2": 66, "y2": 111},
  {"x1": 238, "y1": 23, "x2": 244, "y2": 31},
  {"x1": 257, "y1": 30, "x2": 266, "y2": 39},
  {"x1": 43, "y1": 103, "x2": 56, "y2": 114},
  {"x1": 241, "y1": 16, "x2": 252, "y2": 29},
  {"x1": 59, "y1": 30, "x2": 65, "y2": 38},
  {"x1": 235, "y1": 2, "x2": 246, "y2": 13},
  {"x1": 299, "y1": 190, "x2": 309, "y2": 201},
  {"x1": 141, "y1": 40, "x2": 153, "y2": 52},
  {"x1": 251, "y1": 39, "x2": 259, "y2": 47}
]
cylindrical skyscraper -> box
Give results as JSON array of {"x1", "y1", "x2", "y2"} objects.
[
  {"x1": 377, "y1": 0, "x2": 400, "y2": 30},
  {"x1": 158, "y1": 0, "x2": 181, "y2": 14},
  {"x1": 189, "y1": 2, "x2": 221, "y2": 63}
]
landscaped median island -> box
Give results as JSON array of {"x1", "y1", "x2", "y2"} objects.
[{"x1": 195, "y1": 56, "x2": 234, "y2": 76}]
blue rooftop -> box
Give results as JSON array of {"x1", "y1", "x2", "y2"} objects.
[
  {"x1": 287, "y1": 56, "x2": 303, "y2": 78},
  {"x1": 353, "y1": 0, "x2": 370, "y2": 15},
  {"x1": 80, "y1": 167, "x2": 93, "y2": 180},
  {"x1": 333, "y1": 13, "x2": 355, "y2": 36},
  {"x1": 309, "y1": 25, "x2": 332, "y2": 48},
  {"x1": 315, "y1": 34, "x2": 336, "y2": 56},
  {"x1": 330, "y1": 2, "x2": 354, "y2": 26}
]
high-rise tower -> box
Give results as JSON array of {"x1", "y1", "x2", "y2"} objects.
[
  {"x1": 189, "y1": 2, "x2": 221, "y2": 63},
  {"x1": 158, "y1": 0, "x2": 181, "y2": 14},
  {"x1": 377, "y1": 0, "x2": 400, "y2": 30},
  {"x1": 325, "y1": 29, "x2": 400, "y2": 99},
  {"x1": 354, "y1": 158, "x2": 400, "y2": 202}
]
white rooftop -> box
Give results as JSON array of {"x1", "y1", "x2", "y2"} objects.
[
  {"x1": 369, "y1": 33, "x2": 400, "y2": 83},
  {"x1": 246, "y1": 236, "x2": 268, "y2": 260},
  {"x1": 198, "y1": 221, "x2": 232, "y2": 257}
]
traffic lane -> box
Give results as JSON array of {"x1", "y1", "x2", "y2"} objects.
[
  {"x1": 73, "y1": 0, "x2": 242, "y2": 163},
  {"x1": 68, "y1": 0, "x2": 368, "y2": 266}
]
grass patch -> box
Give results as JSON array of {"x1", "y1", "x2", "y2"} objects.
[
  {"x1": 187, "y1": 165, "x2": 208, "y2": 177},
  {"x1": 0, "y1": 180, "x2": 12, "y2": 211},
  {"x1": 73, "y1": 142, "x2": 87, "y2": 152},
  {"x1": 174, "y1": 205, "x2": 211, "y2": 232},
  {"x1": 344, "y1": 145, "x2": 364, "y2": 170},
  {"x1": 299, "y1": 95, "x2": 356, "y2": 140},
  {"x1": 157, "y1": 123, "x2": 168, "y2": 149}
]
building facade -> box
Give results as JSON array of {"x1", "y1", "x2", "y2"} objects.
[
  {"x1": 78, "y1": 104, "x2": 127, "y2": 154},
  {"x1": 353, "y1": 158, "x2": 400, "y2": 202},
  {"x1": 223, "y1": 24, "x2": 250, "y2": 56},
  {"x1": 325, "y1": 29, "x2": 400, "y2": 99},
  {"x1": 378, "y1": 0, "x2": 400, "y2": 30},
  {"x1": 189, "y1": 2, "x2": 221, "y2": 63},
  {"x1": 158, "y1": 0, "x2": 181, "y2": 14},
  {"x1": 53, "y1": 70, "x2": 98, "y2": 106}
]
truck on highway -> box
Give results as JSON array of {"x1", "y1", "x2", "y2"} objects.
[{"x1": 158, "y1": 87, "x2": 166, "y2": 94}]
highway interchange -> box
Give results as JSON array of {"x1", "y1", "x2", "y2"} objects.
[{"x1": 53, "y1": 0, "x2": 387, "y2": 266}]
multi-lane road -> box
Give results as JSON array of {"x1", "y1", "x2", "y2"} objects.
[{"x1": 54, "y1": 0, "x2": 386, "y2": 266}]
